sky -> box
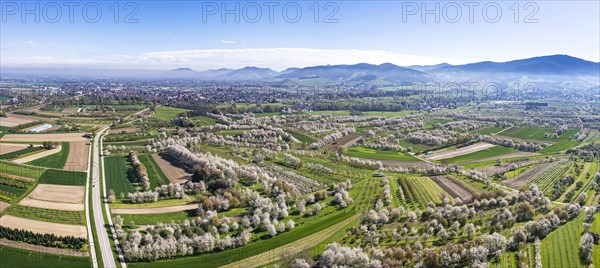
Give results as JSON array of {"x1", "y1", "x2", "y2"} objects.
[{"x1": 1, "y1": 0, "x2": 599, "y2": 71}]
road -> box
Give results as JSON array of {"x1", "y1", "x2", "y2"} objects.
[{"x1": 91, "y1": 127, "x2": 117, "y2": 268}]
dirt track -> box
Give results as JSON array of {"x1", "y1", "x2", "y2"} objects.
[
  {"x1": 151, "y1": 154, "x2": 191, "y2": 184},
  {"x1": 430, "y1": 176, "x2": 473, "y2": 203},
  {"x1": 111, "y1": 203, "x2": 197, "y2": 214},
  {"x1": 64, "y1": 142, "x2": 90, "y2": 171},
  {"x1": 424, "y1": 142, "x2": 495, "y2": 160},
  {"x1": 12, "y1": 145, "x2": 61, "y2": 164},
  {"x1": 0, "y1": 143, "x2": 29, "y2": 155},
  {"x1": 0, "y1": 215, "x2": 87, "y2": 238},
  {"x1": 28, "y1": 184, "x2": 84, "y2": 204},
  {"x1": 501, "y1": 162, "x2": 556, "y2": 189},
  {"x1": 1, "y1": 133, "x2": 89, "y2": 142}
]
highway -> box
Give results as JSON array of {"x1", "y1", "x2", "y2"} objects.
[{"x1": 90, "y1": 127, "x2": 117, "y2": 268}]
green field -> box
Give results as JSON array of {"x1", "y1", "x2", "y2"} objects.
[
  {"x1": 0, "y1": 245, "x2": 90, "y2": 268},
  {"x1": 4, "y1": 204, "x2": 85, "y2": 225},
  {"x1": 440, "y1": 146, "x2": 516, "y2": 164},
  {"x1": 473, "y1": 126, "x2": 505, "y2": 135},
  {"x1": 0, "y1": 183, "x2": 27, "y2": 201},
  {"x1": 105, "y1": 140, "x2": 151, "y2": 147},
  {"x1": 287, "y1": 130, "x2": 315, "y2": 143},
  {"x1": 539, "y1": 139, "x2": 580, "y2": 154},
  {"x1": 362, "y1": 111, "x2": 413, "y2": 117},
  {"x1": 0, "y1": 126, "x2": 11, "y2": 138},
  {"x1": 38, "y1": 169, "x2": 87, "y2": 186},
  {"x1": 0, "y1": 161, "x2": 45, "y2": 179},
  {"x1": 154, "y1": 106, "x2": 191, "y2": 120},
  {"x1": 138, "y1": 154, "x2": 170, "y2": 188},
  {"x1": 27, "y1": 142, "x2": 69, "y2": 169},
  {"x1": 0, "y1": 147, "x2": 42, "y2": 160},
  {"x1": 540, "y1": 217, "x2": 586, "y2": 268},
  {"x1": 397, "y1": 176, "x2": 449, "y2": 210},
  {"x1": 105, "y1": 156, "x2": 136, "y2": 195},
  {"x1": 138, "y1": 211, "x2": 354, "y2": 268},
  {"x1": 346, "y1": 146, "x2": 420, "y2": 162},
  {"x1": 425, "y1": 119, "x2": 452, "y2": 128},
  {"x1": 119, "y1": 210, "x2": 197, "y2": 226},
  {"x1": 307, "y1": 110, "x2": 351, "y2": 116},
  {"x1": 501, "y1": 127, "x2": 577, "y2": 141}
]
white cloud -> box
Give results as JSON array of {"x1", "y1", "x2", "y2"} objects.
[
  {"x1": 220, "y1": 40, "x2": 236, "y2": 44},
  {"x1": 1, "y1": 48, "x2": 476, "y2": 70}
]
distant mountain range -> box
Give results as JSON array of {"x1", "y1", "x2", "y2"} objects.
[
  {"x1": 160, "y1": 55, "x2": 598, "y2": 83},
  {"x1": 2, "y1": 55, "x2": 598, "y2": 86}
]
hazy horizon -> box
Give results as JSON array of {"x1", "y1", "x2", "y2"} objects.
[{"x1": 2, "y1": 1, "x2": 599, "y2": 71}]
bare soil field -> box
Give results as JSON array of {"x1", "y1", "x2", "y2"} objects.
[
  {"x1": 0, "y1": 143, "x2": 29, "y2": 155},
  {"x1": 430, "y1": 176, "x2": 473, "y2": 203},
  {"x1": 28, "y1": 184, "x2": 84, "y2": 204},
  {"x1": 12, "y1": 145, "x2": 61, "y2": 164},
  {"x1": 501, "y1": 162, "x2": 556, "y2": 189},
  {"x1": 0, "y1": 115, "x2": 33, "y2": 127},
  {"x1": 111, "y1": 203, "x2": 197, "y2": 215},
  {"x1": 0, "y1": 215, "x2": 87, "y2": 238},
  {"x1": 151, "y1": 154, "x2": 191, "y2": 184},
  {"x1": 0, "y1": 238, "x2": 89, "y2": 257},
  {"x1": 0, "y1": 201, "x2": 10, "y2": 213},
  {"x1": 424, "y1": 142, "x2": 496, "y2": 160},
  {"x1": 109, "y1": 127, "x2": 139, "y2": 134},
  {"x1": 19, "y1": 198, "x2": 84, "y2": 211},
  {"x1": 64, "y1": 142, "x2": 90, "y2": 171},
  {"x1": 465, "y1": 151, "x2": 541, "y2": 163},
  {"x1": 1, "y1": 133, "x2": 89, "y2": 142}
]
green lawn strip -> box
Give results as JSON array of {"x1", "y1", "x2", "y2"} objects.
[
  {"x1": 0, "y1": 147, "x2": 43, "y2": 160},
  {"x1": 104, "y1": 156, "x2": 136, "y2": 196},
  {"x1": 346, "y1": 146, "x2": 420, "y2": 162},
  {"x1": 593, "y1": 214, "x2": 600, "y2": 267},
  {"x1": 27, "y1": 142, "x2": 70, "y2": 169},
  {"x1": 119, "y1": 210, "x2": 196, "y2": 226},
  {"x1": 472, "y1": 126, "x2": 505, "y2": 135},
  {"x1": 104, "y1": 140, "x2": 150, "y2": 147},
  {"x1": 4, "y1": 204, "x2": 84, "y2": 225},
  {"x1": 138, "y1": 154, "x2": 170, "y2": 187},
  {"x1": 0, "y1": 245, "x2": 90, "y2": 268},
  {"x1": 135, "y1": 211, "x2": 354, "y2": 268},
  {"x1": 39, "y1": 169, "x2": 87, "y2": 186},
  {"x1": 109, "y1": 198, "x2": 195, "y2": 208}
]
